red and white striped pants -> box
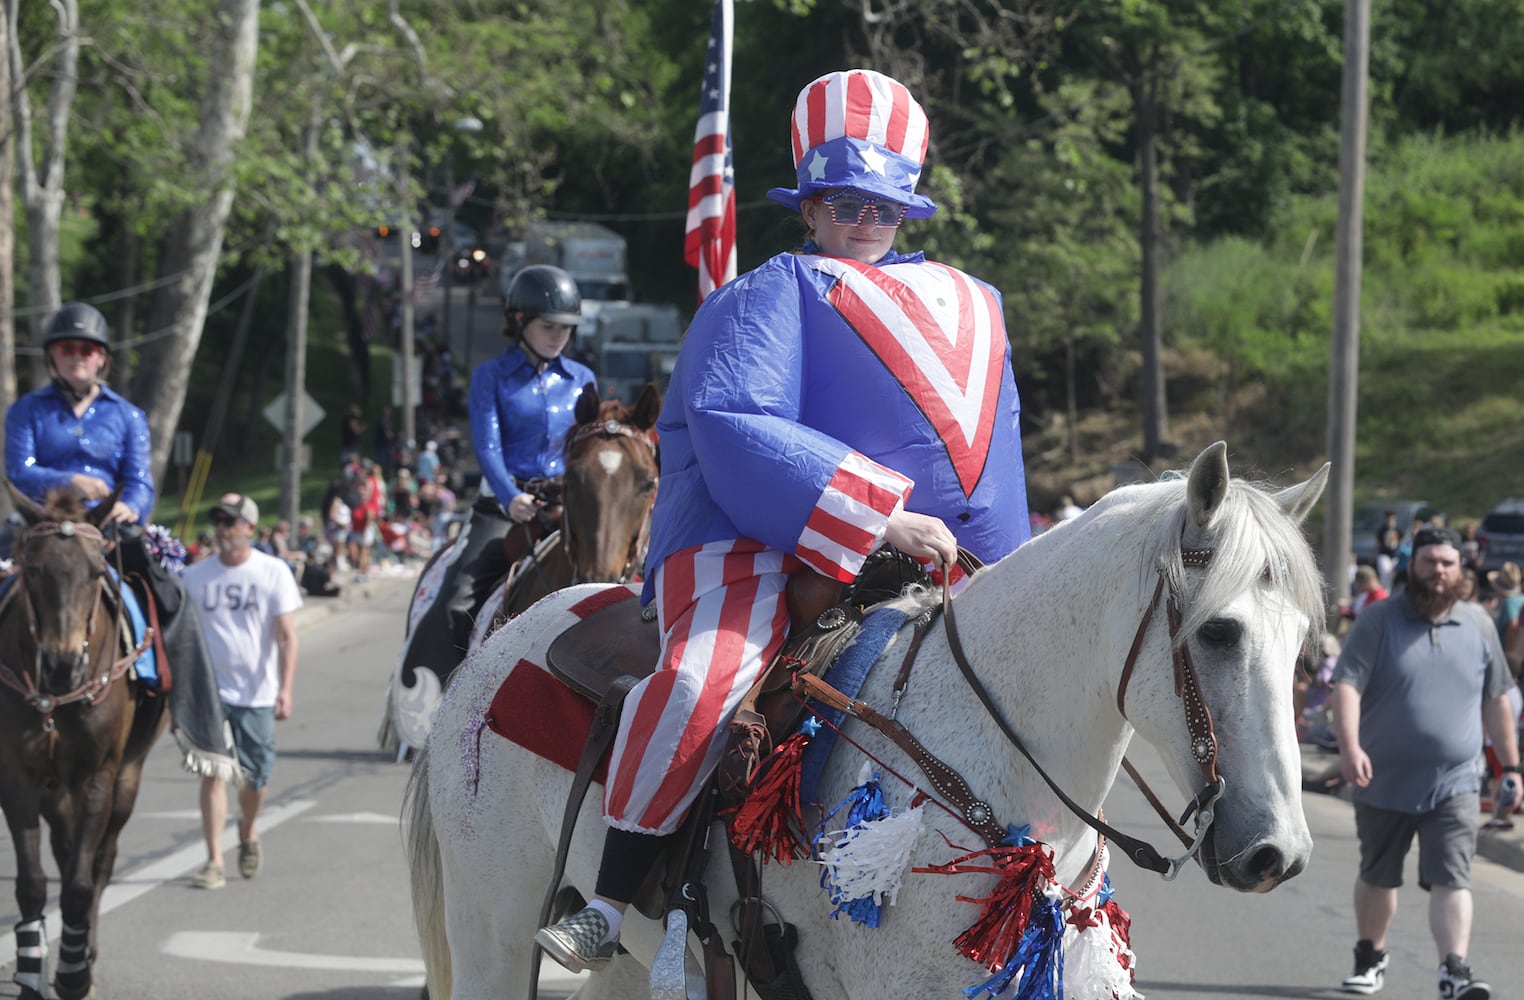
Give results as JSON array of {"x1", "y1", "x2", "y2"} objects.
[{"x1": 603, "y1": 539, "x2": 800, "y2": 834}]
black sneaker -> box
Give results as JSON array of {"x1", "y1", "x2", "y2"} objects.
[
  {"x1": 1437, "y1": 954, "x2": 1490, "y2": 1000},
  {"x1": 1341, "y1": 939, "x2": 1388, "y2": 994}
]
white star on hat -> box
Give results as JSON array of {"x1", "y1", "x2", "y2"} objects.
[
  {"x1": 861, "y1": 146, "x2": 889, "y2": 175},
  {"x1": 806, "y1": 150, "x2": 829, "y2": 182}
]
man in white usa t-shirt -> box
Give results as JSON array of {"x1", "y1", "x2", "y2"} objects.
[{"x1": 181, "y1": 492, "x2": 303, "y2": 890}]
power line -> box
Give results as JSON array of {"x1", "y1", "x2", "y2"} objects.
[{"x1": 14, "y1": 271, "x2": 264, "y2": 355}]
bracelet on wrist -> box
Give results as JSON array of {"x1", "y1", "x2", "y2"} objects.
[{"x1": 1504, "y1": 765, "x2": 1522, "y2": 775}]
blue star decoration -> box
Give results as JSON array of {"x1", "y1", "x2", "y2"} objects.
[
  {"x1": 1001, "y1": 823, "x2": 1035, "y2": 847},
  {"x1": 800, "y1": 716, "x2": 822, "y2": 738},
  {"x1": 1098, "y1": 876, "x2": 1116, "y2": 905}
]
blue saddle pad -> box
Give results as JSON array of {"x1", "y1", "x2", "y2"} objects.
[
  {"x1": 797, "y1": 605, "x2": 910, "y2": 809},
  {"x1": 107, "y1": 569, "x2": 159, "y2": 689}
]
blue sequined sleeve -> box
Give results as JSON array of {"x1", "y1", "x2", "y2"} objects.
[
  {"x1": 4, "y1": 395, "x2": 73, "y2": 500},
  {"x1": 118, "y1": 403, "x2": 156, "y2": 522}
]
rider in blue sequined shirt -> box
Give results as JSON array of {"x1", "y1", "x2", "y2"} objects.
[
  {"x1": 5, "y1": 304, "x2": 153, "y2": 525},
  {"x1": 397, "y1": 266, "x2": 596, "y2": 689}
]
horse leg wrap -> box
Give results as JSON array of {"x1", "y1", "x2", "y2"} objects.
[
  {"x1": 53, "y1": 922, "x2": 91, "y2": 999},
  {"x1": 12, "y1": 919, "x2": 46, "y2": 993}
]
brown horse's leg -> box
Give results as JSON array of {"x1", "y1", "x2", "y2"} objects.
[
  {"x1": 47, "y1": 763, "x2": 120, "y2": 1000},
  {"x1": 0, "y1": 774, "x2": 50, "y2": 1000}
]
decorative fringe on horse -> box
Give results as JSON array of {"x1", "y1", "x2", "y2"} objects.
[{"x1": 813, "y1": 765, "x2": 924, "y2": 927}]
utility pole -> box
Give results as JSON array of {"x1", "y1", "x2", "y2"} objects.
[
  {"x1": 396, "y1": 134, "x2": 417, "y2": 455},
  {"x1": 1323, "y1": 0, "x2": 1370, "y2": 612},
  {"x1": 280, "y1": 113, "x2": 319, "y2": 528}
]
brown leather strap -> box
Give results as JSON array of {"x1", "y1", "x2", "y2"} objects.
[
  {"x1": 530, "y1": 675, "x2": 636, "y2": 1000},
  {"x1": 1116, "y1": 576, "x2": 1166, "y2": 719},
  {"x1": 1120, "y1": 756, "x2": 1193, "y2": 849},
  {"x1": 940, "y1": 578, "x2": 1177, "y2": 874},
  {"x1": 794, "y1": 672, "x2": 1007, "y2": 848},
  {"x1": 889, "y1": 610, "x2": 938, "y2": 715}
]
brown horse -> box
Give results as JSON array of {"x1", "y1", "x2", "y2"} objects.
[
  {"x1": 497, "y1": 381, "x2": 661, "y2": 620},
  {"x1": 0, "y1": 485, "x2": 168, "y2": 1000},
  {"x1": 382, "y1": 383, "x2": 663, "y2": 759}
]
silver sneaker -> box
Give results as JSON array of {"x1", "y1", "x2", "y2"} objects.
[{"x1": 534, "y1": 907, "x2": 619, "y2": 973}]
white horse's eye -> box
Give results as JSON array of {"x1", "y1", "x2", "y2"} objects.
[{"x1": 1198, "y1": 618, "x2": 1243, "y2": 647}]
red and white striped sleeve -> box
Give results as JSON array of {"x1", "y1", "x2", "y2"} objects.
[{"x1": 795, "y1": 451, "x2": 913, "y2": 583}]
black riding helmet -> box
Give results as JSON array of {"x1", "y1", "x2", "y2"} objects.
[
  {"x1": 43, "y1": 302, "x2": 111, "y2": 352},
  {"x1": 504, "y1": 266, "x2": 582, "y2": 329}
]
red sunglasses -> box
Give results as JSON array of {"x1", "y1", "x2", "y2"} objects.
[{"x1": 53, "y1": 340, "x2": 103, "y2": 359}]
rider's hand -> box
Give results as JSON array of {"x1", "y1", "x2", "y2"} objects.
[
  {"x1": 70, "y1": 473, "x2": 111, "y2": 501},
  {"x1": 105, "y1": 501, "x2": 138, "y2": 526},
  {"x1": 884, "y1": 509, "x2": 958, "y2": 572},
  {"x1": 506, "y1": 492, "x2": 540, "y2": 524},
  {"x1": 1338, "y1": 745, "x2": 1373, "y2": 788}
]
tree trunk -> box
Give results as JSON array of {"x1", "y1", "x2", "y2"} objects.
[
  {"x1": 132, "y1": 0, "x2": 261, "y2": 489},
  {"x1": 7, "y1": 0, "x2": 78, "y2": 386},
  {"x1": 0, "y1": 2, "x2": 15, "y2": 516},
  {"x1": 1133, "y1": 49, "x2": 1169, "y2": 463}
]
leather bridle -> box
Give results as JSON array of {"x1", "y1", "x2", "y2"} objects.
[
  {"x1": 792, "y1": 543, "x2": 1229, "y2": 878},
  {"x1": 941, "y1": 545, "x2": 1226, "y2": 878},
  {"x1": 561, "y1": 418, "x2": 656, "y2": 586},
  {"x1": 0, "y1": 519, "x2": 152, "y2": 752}
]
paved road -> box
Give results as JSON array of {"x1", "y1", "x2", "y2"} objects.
[{"x1": 2, "y1": 576, "x2": 1520, "y2": 998}]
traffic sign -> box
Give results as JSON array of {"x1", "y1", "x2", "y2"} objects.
[{"x1": 262, "y1": 390, "x2": 326, "y2": 438}]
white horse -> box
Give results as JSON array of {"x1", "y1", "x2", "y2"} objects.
[{"x1": 404, "y1": 442, "x2": 1329, "y2": 999}]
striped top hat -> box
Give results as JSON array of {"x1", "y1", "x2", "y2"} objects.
[{"x1": 766, "y1": 69, "x2": 937, "y2": 219}]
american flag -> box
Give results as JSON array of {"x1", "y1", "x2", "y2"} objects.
[{"x1": 683, "y1": 0, "x2": 736, "y2": 302}]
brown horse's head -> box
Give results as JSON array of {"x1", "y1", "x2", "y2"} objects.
[
  {"x1": 5, "y1": 480, "x2": 118, "y2": 693},
  {"x1": 560, "y1": 383, "x2": 661, "y2": 583}
]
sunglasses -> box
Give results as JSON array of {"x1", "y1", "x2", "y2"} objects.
[
  {"x1": 210, "y1": 512, "x2": 238, "y2": 527},
  {"x1": 53, "y1": 340, "x2": 103, "y2": 359},
  {"x1": 820, "y1": 189, "x2": 909, "y2": 228}
]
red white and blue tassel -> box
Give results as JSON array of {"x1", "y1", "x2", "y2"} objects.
[
  {"x1": 964, "y1": 889, "x2": 1067, "y2": 999},
  {"x1": 813, "y1": 762, "x2": 925, "y2": 926},
  {"x1": 915, "y1": 824, "x2": 1055, "y2": 972},
  {"x1": 1063, "y1": 874, "x2": 1141, "y2": 1000}
]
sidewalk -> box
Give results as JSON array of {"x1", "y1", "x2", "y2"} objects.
[{"x1": 1300, "y1": 742, "x2": 1524, "y2": 873}]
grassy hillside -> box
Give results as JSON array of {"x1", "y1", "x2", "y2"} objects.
[{"x1": 1029, "y1": 131, "x2": 1524, "y2": 529}]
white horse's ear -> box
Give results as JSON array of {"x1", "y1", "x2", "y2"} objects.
[
  {"x1": 1272, "y1": 462, "x2": 1331, "y2": 525},
  {"x1": 1187, "y1": 441, "x2": 1231, "y2": 529}
]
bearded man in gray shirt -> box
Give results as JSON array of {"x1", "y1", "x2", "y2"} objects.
[{"x1": 1330, "y1": 527, "x2": 1520, "y2": 1000}]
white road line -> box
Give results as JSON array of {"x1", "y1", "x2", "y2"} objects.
[
  {"x1": 304, "y1": 811, "x2": 400, "y2": 825},
  {"x1": 0, "y1": 798, "x2": 316, "y2": 970},
  {"x1": 161, "y1": 931, "x2": 424, "y2": 973}
]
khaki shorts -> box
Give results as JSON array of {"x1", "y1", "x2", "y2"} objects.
[{"x1": 1354, "y1": 793, "x2": 1479, "y2": 890}]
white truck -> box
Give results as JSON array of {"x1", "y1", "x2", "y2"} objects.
[
  {"x1": 516, "y1": 221, "x2": 631, "y2": 302},
  {"x1": 576, "y1": 303, "x2": 685, "y2": 404}
]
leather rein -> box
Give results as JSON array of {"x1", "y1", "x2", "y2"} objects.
[
  {"x1": 0, "y1": 519, "x2": 153, "y2": 747},
  {"x1": 561, "y1": 418, "x2": 656, "y2": 586},
  {"x1": 796, "y1": 545, "x2": 1225, "y2": 880}
]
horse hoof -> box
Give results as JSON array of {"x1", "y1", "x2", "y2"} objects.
[{"x1": 53, "y1": 980, "x2": 96, "y2": 1000}]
